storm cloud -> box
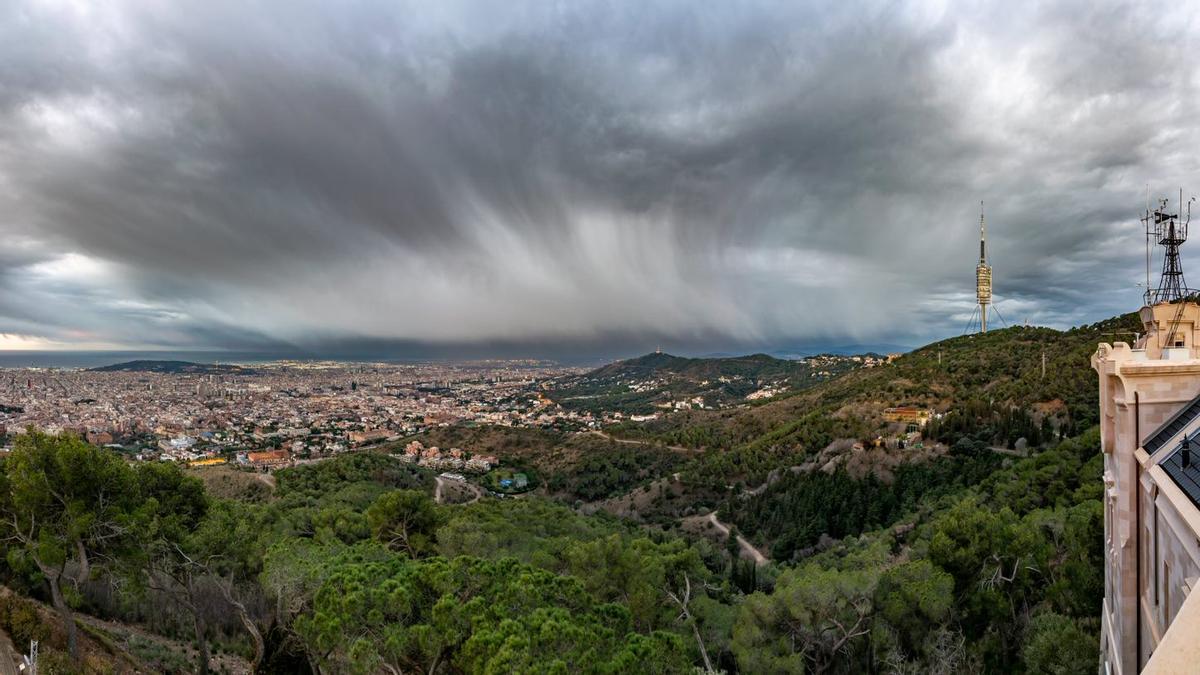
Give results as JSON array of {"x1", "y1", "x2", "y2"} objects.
[{"x1": 0, "y1": 0, "x2": 1197, "y2": 356}]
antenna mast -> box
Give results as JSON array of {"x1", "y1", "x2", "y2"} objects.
[
  {"x1": 1146, "y1": 184, "x2": 1152, "y2": 296},
  {"x1": 976, "y1": 201, "x2": 992, "y2": 333},
  {"x1": 1143, "y1": 189, "x2": 1198, "y2": 350},
  {"x1": 1144, "y1": 192, "x2": 1195, "y2": 305}
]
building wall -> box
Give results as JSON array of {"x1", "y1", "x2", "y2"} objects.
[{"x1": 1094, "y1": 302, "x2": 1200, "y2": 674}]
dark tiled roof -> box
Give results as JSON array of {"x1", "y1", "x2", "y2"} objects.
[
  {"x1": 1161, "y1": 441, "x2": 1200, "y2": 509},
  {"x1": 1144, "y1": 392, "x2": 1200, "y2": 454}
]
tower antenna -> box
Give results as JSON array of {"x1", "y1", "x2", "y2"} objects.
[
  {"x1": 1144, "y1": 192, "x2": 1193, "y2": 305},
  {"x1": 1143, "y1": 188, "x2": 1197, "y2": 348},
  {"x1": 1146, "y1": 184, "x2": 1152, "y2": 296},
  {"x1": 975, "y1": 200, "x2": 992, "y2": 333}
]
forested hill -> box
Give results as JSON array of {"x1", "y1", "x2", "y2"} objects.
[
  {"x1": 633, "y1": 312, "x2": 1137, "y2": 444},
  {"x1": 590, "y1": 352, "x2": 806, "y2": 380},
  {"x1": 810, "y1": 312, "x2": 1143, "y2": 426},
  {"x1": 611, "y1": 313, "x2": 1142, "y2": 487},
  {"x1": 548, "y1": 351, "x2": 870, "y2": 414},
  {"x1": 88, "y1": 360, "x2": 253, "y2": 375}
]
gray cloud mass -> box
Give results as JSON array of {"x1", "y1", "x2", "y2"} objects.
[{"x1": 0, "y1": 0, "x2": 1198, "y2": 357}]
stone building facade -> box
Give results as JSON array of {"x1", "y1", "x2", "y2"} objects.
[{"x1": 1093, "y1": 301, "x2": 1200, "y2": 673}]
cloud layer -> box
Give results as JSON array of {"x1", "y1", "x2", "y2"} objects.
[{"x1": 1, "y1": 0, "x2": 1198, "y2": 356}]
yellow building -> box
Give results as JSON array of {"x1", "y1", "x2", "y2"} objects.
[{"x1": 882, "y1": 406, "x2": 932, "y2": 426}]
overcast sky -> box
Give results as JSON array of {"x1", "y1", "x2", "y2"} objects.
[{"x1": 1, "y1": 0, "x2": 1197, "y2": 358}]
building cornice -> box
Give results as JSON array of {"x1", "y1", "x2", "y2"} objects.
[{"x1": 1121, "y1": 363, "x2": 1200, "y2": 376}]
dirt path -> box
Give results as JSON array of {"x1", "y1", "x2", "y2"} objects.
[
  {"x1": 435, "y1": 476, "x2": 483, "y2": 505},
  {"x1": 705, "y1": 511, "x2": 769, "y2": 566},
  {"x1": 256, "y1": 472, "x2": 277, "y2": 489},
  {"x1": 462, "y1": 481, "x2": 483, "y2": 504},
  {"x1": 586, "y1": 430, "x2": 696, "y2": 454}
]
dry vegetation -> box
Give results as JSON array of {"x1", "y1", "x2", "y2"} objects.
[{"x1": 189, "y1": 465, "x2": 273, "y2": 502}]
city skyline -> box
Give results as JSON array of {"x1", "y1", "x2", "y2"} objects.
[{"x1": 2, "y1": 1, "x2": 1199, "y2": 357}]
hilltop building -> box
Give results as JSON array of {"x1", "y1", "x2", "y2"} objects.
[{"x1": 1093, "y1": 198, "x2": 1200, "y2": 673}]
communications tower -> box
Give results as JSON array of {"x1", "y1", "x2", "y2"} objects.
[
  {"x1": 1144, "y1": 192, "x2": 1195, "y2": 305},
  {"x1": 963, "y1": 201, "x2": 1005, "y2": 335},
  {"x1": 1143, "y1": 191, "x2": 1197, "y2": 350},
  {"x1": 976, "y1": 201, "x2": 992, "y2": 332}
]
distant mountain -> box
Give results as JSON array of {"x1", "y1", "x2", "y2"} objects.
[
  {"x1": 88, "y1": 360, "x2": 254, "y2": 375},
  {"x1": 593, "y1": 352, "x2": 798, "y2": 380},
  {"x1": 548, "y1": 351, "x2": 873, "y2": 414}
]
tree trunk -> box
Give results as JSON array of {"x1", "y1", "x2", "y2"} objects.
[
  {"x1": 234, "y1": 602, "x2": 265, "y2": 670},
  {"x1": 182, "y1": 575, "x2": 211, "y2": 675},
  {"x1": 192, "y1": 612, "x2": 210, "y2": 675},
  {"x1": 689, "y1": 618, "x2": 715, "y2": 674},
  {"x1": 217, "y1": 577, "x2": 265, "y2": 671},
  {"x1": 74, "y1": 540, "x2": 90, "y2": 583},
  {"x1": 47, "y1": 573, "x2": 78, "y2": 659},
  {"x1": 666, "y1": 575, "x2": 714, "y2": 674}
]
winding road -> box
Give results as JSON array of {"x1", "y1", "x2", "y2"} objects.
[
  {"x1": 586, "y1": 430, "x2": 695, "y2": 453},
  {"x1": 705, "y1": 511, "x2": 769, "y2": 566}
]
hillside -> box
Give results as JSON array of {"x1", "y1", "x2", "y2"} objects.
[
  {"x1": 588, "y1": 352, "x2": 799, "y2": 380},
  {"x1": 88, "y1": 360, "x2": 254, "y2": 375},
  {"x1": 606, "y1": 314, "x2": 1141, "y2": 485},
  {"x1": 0, "y1": 308, "x2": 1126, "y2": 674},
  {"x1": 0, "y1": 316, "x2": 1133, "y2": 674},
  {"x1": 546, "y1": 351, "x2": 872, "y2": 414},
  {"x1": 396, "y1": 425, "x2": 690, "y2": 502}
]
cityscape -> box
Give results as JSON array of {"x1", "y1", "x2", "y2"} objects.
[
  {"x1": 0, "y1": 361, "x2": 580, "y2": 460},
  {"x1": 0, "y1": 352, "x2": 885, "y2": 468}
]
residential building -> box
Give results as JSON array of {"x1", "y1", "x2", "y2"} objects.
[{"x1": 882, "y1": 406, "x2": 933, "y2": 426}]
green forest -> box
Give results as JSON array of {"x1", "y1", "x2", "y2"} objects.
[
  {"x1": 0, "y1": 425, "x2": 1102, "y2": 673},
  {"x1": 0, "y1": 319, "x2": 1125, "y2": 673}
]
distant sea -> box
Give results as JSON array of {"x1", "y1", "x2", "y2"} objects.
[{"x1": 0, "y1": 351, "x2": 300, "y2": 369}]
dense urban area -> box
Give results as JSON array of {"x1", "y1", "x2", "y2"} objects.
[
  {"x1": 0, "y1": 354, "x2": 881, "y2": 471},
  {"x1": 0, "y1": 360, "x2": 579, "y2": 465}
]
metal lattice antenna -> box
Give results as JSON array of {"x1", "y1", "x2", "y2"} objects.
[{"x1": 1145, "y1": 191, "x2": 1196, "y2": 305}]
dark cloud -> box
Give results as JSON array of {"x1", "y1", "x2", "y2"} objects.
[{"x1": 0, "y1": 0, "x2": 1196, "y2": 355}]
